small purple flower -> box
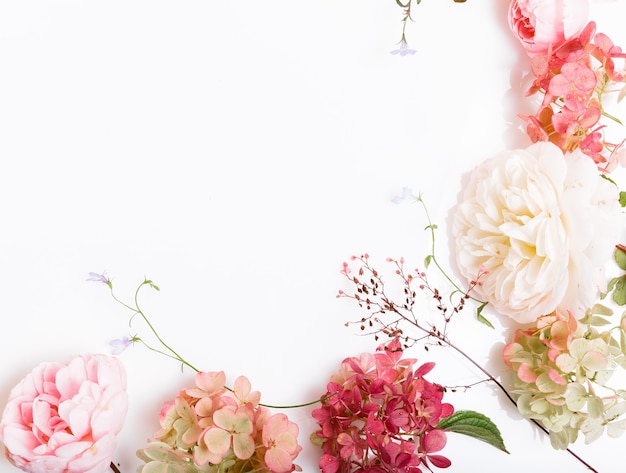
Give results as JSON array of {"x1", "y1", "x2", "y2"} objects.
[
  {"x1": 86, "y1": 271, "x2": 110, "y2": 284},
  {"x1": 391, "y1": 187, "x2": 419, "y2": 204},
  {"x1": 390, "y1": 40, "x2": 416, "y2": 57},
  {"x1": 109, "y1": 336, "x2": 133, "y2": 355}
]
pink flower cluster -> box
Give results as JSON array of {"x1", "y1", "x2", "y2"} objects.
[
  {"x1": 517, "y1": 20, "x2": 626, "y2": 171},
  {"x1": 137, "y1": 371, "x2": 302, "y2": 473},
  {"x1": 312, "y1": 339, "x2": 454, "y2": 473}
]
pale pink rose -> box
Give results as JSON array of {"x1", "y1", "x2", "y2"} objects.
[
  {"x1": 0, "y1": 354, "x2": 128, "y2": 473},
  {"x1": 452, "y1": 142, "x2": 621, "y2": 324},
  {"x1": 508, "y1": 0, "x2": 590, "y2": 56}
]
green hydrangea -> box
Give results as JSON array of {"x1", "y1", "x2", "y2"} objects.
[{"x1": 503, "y1": 307, "x2": 626, "y2": 449}]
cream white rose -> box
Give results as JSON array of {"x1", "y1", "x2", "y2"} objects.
[{"x1": 452, "y1": 142, "x2": 621, "y2": 324}]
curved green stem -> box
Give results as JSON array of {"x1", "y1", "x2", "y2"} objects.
[
  {"x1": 417, "y1": 195, "x2": 483, "y2": 304},
  {"x1": 107, "y1": 279, "x2": 327, "y2": 410}
]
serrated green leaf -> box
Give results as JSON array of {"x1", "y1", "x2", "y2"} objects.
[
  {"x1": 436, "y1": 410, "x2": 508, "y2": 453},
  {"x1": 424, "y1": 254, "x2": 432, "y2": 269},
  {"x1": 476, "y1": 302, "x2": 494, "y2": 329},
  {"x1": 613, "y1": 277, "x2": 626, "y2": 306},
  {"x1": 615, "y1": 247, "x2": 626, "y2": 270}
]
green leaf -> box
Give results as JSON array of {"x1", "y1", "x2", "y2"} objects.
[
  {"x1": 437, "y1": 410, "x2": 508, "y2": 453},
  {"x1": 144, "y1": 279, "x2": 161, "y2": 291},
  {"x1": 620, "y1": 191, "x2": 626, "y2": 208},
  {"x1": 424, "y1": 254, "x2": 432, "y2": 269},
  {"x1": 615, "y1": 247, "x2": 626, "y2": 270},
  {"x1": 476, "y1": 302, "x2": 494, "y2": 329},
  {"x1": 586, "y1": 316, "x2": 612, "y2": 326},
  {"x1": 602, "y1": 277, "x2": 619, "y2": 300},
  {"x1": 589, "y1": 303, "x2": 613, "y2": 316},
  {"x1": 309, "y1": 431, "x2": 325, "y2": 448},
  {"x1": 613, "y1": 277, "x2": 626, "y2": 306}
]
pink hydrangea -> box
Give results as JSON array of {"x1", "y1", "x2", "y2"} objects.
[
  {"x1": 311, "y1": 339, "x2": 453, "y2": 473},
  {"x1": 138, "y1": 371, "x2": 302, "y2": 473},
  {"x1": 518, "y1": 20, "x2": 626, "y2": 170}
]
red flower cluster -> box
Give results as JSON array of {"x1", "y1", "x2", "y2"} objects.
[
  {"x1": 521, "y1": 21, "x2": 626, "y2": 171},
  {"x1": 311, "y1": 339, "x2": 453, "y2": 473}
]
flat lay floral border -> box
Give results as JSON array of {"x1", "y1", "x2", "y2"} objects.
[{"x1": 2, "y1": 1, "x2": 626, "y2": 472}]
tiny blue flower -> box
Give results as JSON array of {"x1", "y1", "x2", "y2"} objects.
[
  {"x1": 86, "y1": 271, "x2": 110, "y2": 284},
  {"x1": 390, "y1": 40, "x2": 416, "y2": 56},
  {"x1": 109, "y1": 336, "x2": 133, "y2": 355},
  {"x1": 391, "y1": 187, "x2": 419, "y2": 204}
]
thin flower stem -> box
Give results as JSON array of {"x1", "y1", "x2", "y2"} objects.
[
  {"x1": 133, "y1": 282, "x2": 200, "y2": 372},
  {"x1": 107, "y1": 279, "x2": 329, "y2": 410},
  {"x1": 417, "y1": 195, "x2": 484, "y2": 305},
  {"x1": 109, "y1": 462, "x2": 121, "y2": 473},
  {"x1": 108, "y1": 284, "x2": 199, "y2": 373},
  {"x1": 389, "y1": 302, "x2": 517, "y2": 405}
]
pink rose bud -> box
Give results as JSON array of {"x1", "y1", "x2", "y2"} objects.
[
  {"x1": 508, "y1": 0, "x2": 590, "y2": 56},
  {"x1": 0, "y1": 354, "x2": 128, "y2": 473}
]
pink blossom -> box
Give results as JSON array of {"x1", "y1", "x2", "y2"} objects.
[
  {"x1": 508, "y1": 0, "x2": 590, "y2": 56},
  {"x1": 146, "y1": 371, "x2": 302, "y2": 473},
  {"x1": 593, "y1": 32, "x2": 626, "y2": 82},
  {"x1": 261, "y1": 414, "x2": 302, "y2": 473},
  {"x1": 202, "y1": 406, "x2": 255, "y2": 464},
  {"x1": 548, "y1": 62, "x2": 596, "y2": 113},
  {"x1": 0, "y1": 354, "x2": 127, "y2": 473},
  {"x1": 312, "y1": 340, "x2": 453, "y2": 473}
]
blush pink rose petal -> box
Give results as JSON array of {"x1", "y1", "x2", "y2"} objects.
[
  {"x1": 0, "y1": 354, "x2": 128, "y2": 473},
  {"x1": 508, "y1": 0, "x2": 590, "y2": 56}
]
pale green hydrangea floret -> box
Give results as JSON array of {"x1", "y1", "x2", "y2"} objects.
[{"x1": 503, "y1": 307, "x2": 626, "y2": 449}]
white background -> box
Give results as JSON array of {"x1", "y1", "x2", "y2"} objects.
[{"x1": 1, "y1": 1, "x2": 626, "y2": 472}]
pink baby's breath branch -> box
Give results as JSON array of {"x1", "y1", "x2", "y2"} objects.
[{"x1": 339, "y1": 256, "x2": 598, "y2": 473}]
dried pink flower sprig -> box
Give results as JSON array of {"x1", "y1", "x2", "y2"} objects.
[
  {"x1": 138, "y1": 370, "x2": 302, "y2": 473},
  {"x1": 311, "y1": 339, "x2": 454, "y2": 473},
  {"x1": 520, "y1": 21, "x2": 626, "y2": 171}
]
